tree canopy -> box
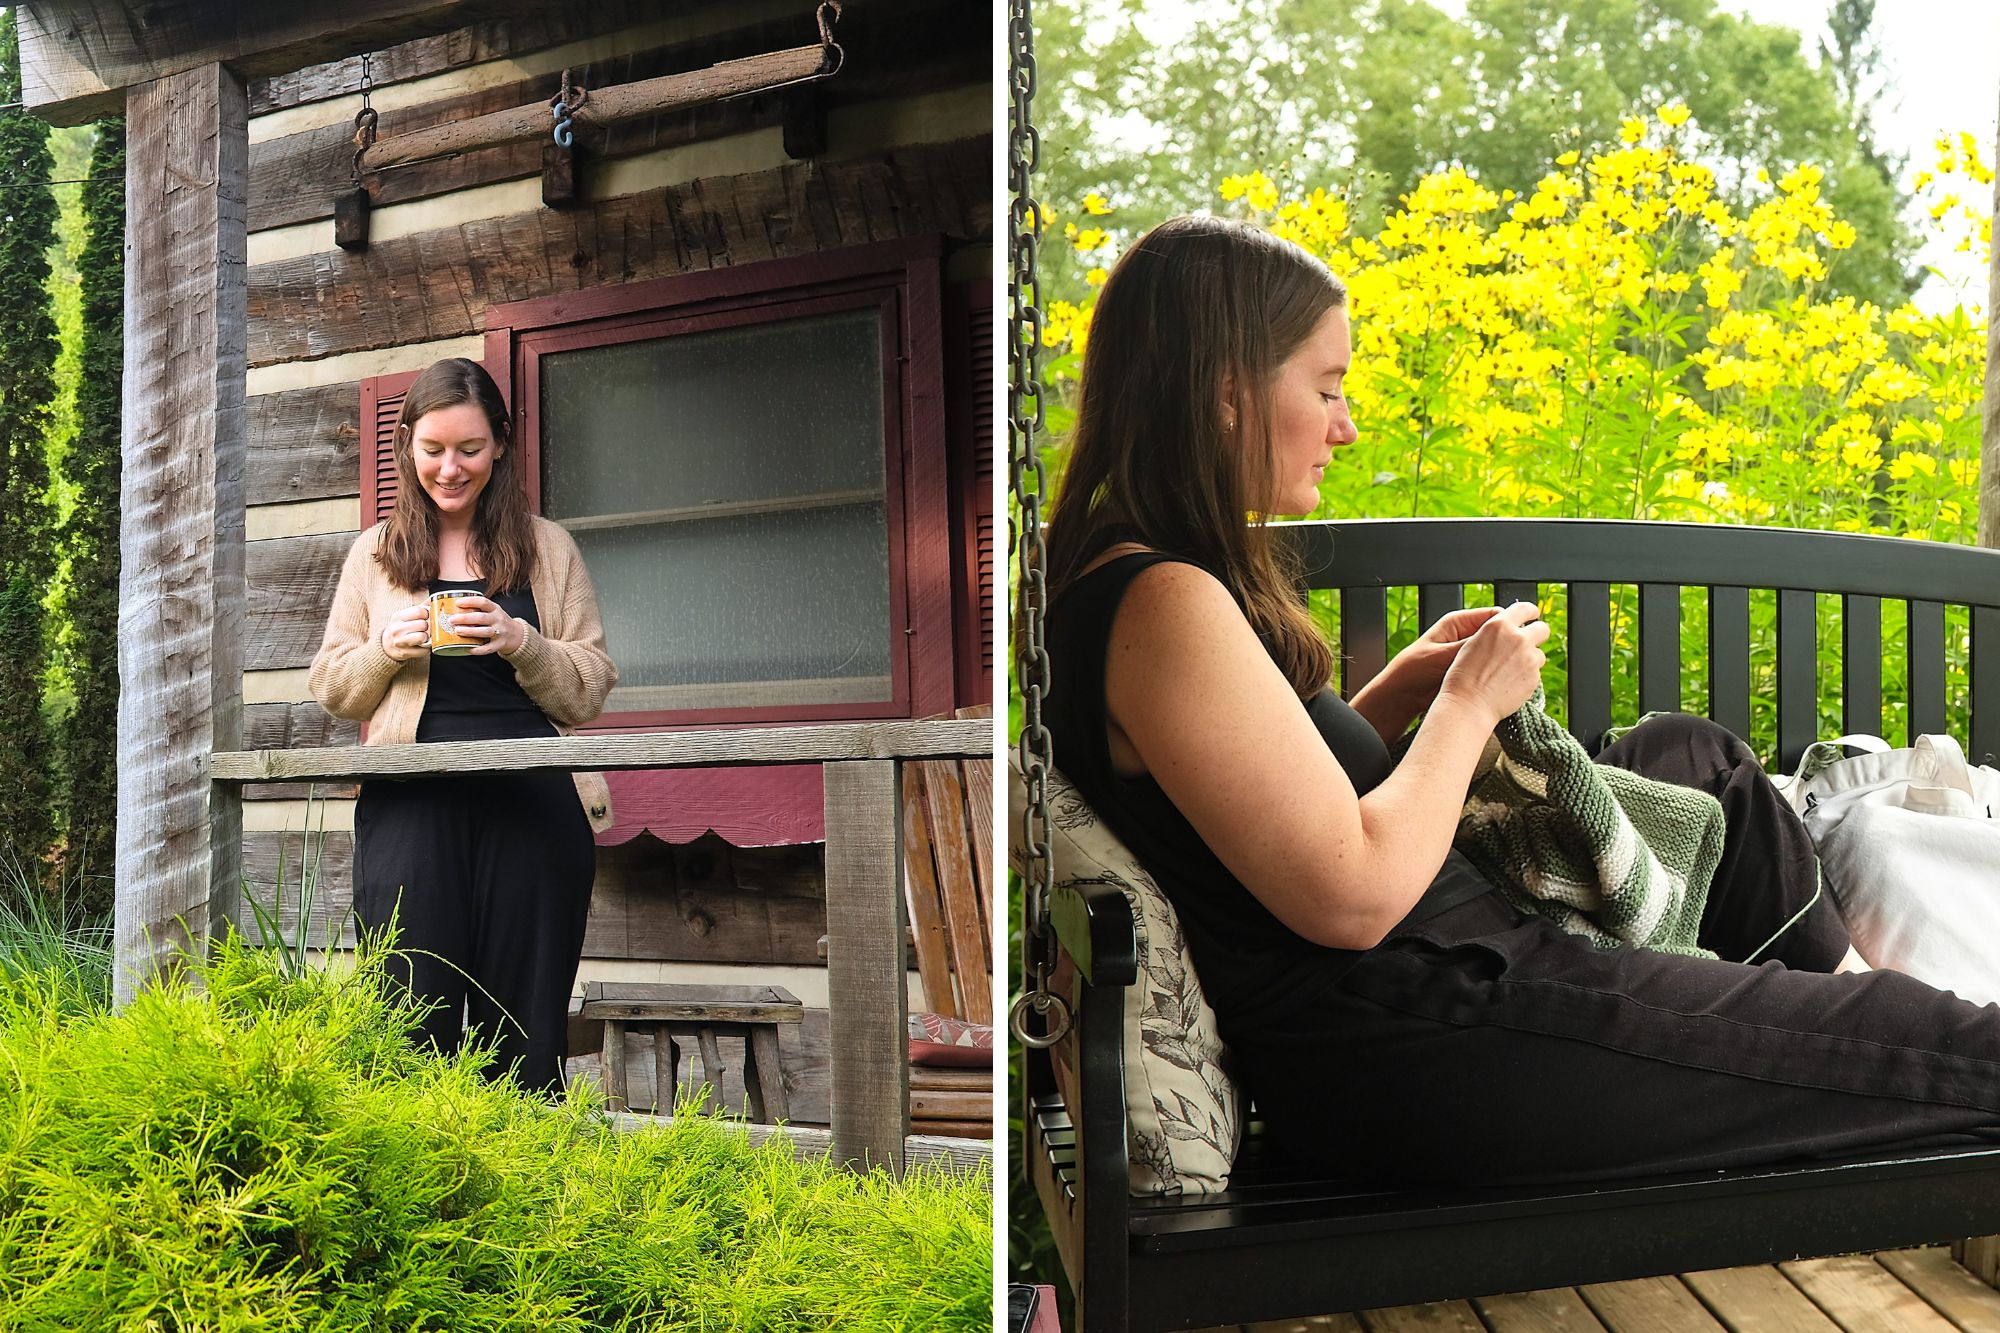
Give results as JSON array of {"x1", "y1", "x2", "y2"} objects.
[{"x1": 1037, "y1": 0, "x2": 1914, "y2": 306}]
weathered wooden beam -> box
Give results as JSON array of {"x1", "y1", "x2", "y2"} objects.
[
  {"x1": 246, "y1": 0, "x2": 693, "y2": 117},
  {"x1": 244, "y1": 136, "x2": 990, "y2": 366},
  {"x1": 116, "y1": 62, "x2": 249, "y2": 1009},
  {"x1": 16, "y1": 0, "x2": 537, "y2": 125},
  {"x1": 246, "y1": 531, "x2": 355, "y2": 669},
  {"x1": 1979, "y1": 82, "x2": 2000, "y2": 550},
  {"x1": 242, "y1": 6, "x2": 983, "y2": 233},
  {"x1": 210, "y1": 719, "x2": 992, "y2": 781},
  {"x1": 247, "y1": 385, "x2": 362, "y2": 505},
  {"x1": 359, "y1": 41, "x2": 832, "y2": 173},
  {"x1": 823, "y1": 760, "x2": 909, "y2": 1176}
]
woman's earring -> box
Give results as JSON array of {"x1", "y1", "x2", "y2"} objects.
[{"x1": 1223, "y1": 414, "x2": 1236, "y2": 434}]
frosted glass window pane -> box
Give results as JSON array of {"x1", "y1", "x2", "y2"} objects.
[
  {"x1": 542, "y1": 308, "x2": 884, "y2": 517},
  {"x1": 540, "y1": 307, "x2": 894, "y2": 712}
]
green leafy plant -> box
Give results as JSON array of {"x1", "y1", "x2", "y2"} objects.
[{"x1": 0, "y1": 934, "x2": 993, "y2": 1330}]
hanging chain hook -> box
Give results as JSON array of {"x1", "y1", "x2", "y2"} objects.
[
  {"x1": 815, "y1": 1, "x2": 845, "y2": 76},
  {"x1": 551, "y1": 67, "x2": 585, "y2": 148},
  {"x1": 350, "y1": 51, "x2": 379, "y2": 183}
]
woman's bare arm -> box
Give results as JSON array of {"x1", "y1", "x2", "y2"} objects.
[{"x1": 1104, "y1": 562, "x2": 1543, "y2": 950}]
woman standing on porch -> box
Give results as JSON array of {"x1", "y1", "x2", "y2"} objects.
[
  {"x1": 310, "y1": 357, "x2": 617, "y2": 1095},
  {"x1": 1037, "y1": 215, "x2": 2000, "y2": 1185}
]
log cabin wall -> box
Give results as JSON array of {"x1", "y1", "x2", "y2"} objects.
[{"x1": 235, "y1": 0, "x2": 991, "y2": 1124}]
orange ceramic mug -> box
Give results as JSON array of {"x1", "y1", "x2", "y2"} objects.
[{"x1": 427, "y1": 589, "x2": 481, "y2": 656}]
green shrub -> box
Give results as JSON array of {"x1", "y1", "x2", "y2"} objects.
[{"x1": 0, "y1": 936, "x2": 991, "y2": 1331}]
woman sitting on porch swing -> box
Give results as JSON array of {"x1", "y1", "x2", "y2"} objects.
[
  {"x1": 1039, "y1": 214, "x2": 2000, "y2": 1184},
  {"x1": 310, "y1": 356, "x2": 616, "y2": 1096}
]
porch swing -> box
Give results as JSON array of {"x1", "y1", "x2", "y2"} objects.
[{"x1": 1005, "y1": 4, "x2": 2000, "y2": 1329}]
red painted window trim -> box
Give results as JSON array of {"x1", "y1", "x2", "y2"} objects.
[{"x1": 482, "y1": 236, "x2": 955, "y2": 732}]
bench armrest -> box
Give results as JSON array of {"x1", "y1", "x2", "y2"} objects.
[{"x1": 1050, "y1": 877, "x2": 1138, "y2": 988}]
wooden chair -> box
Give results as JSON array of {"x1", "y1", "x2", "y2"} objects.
[{"x1": 902, "y1": 703, "x2": 995, "y2": 1139}]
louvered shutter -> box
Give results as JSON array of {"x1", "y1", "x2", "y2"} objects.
[
  {"x1": 358, "y1": 369, "x2": 419, "y2": 527},
  {"x1": 947, "y1": 282, "x2": 994, "y2": 706}
]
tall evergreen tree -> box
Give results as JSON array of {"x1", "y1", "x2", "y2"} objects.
[
  {"x1": 0, "y1": 9, "x2": 60, "y2": 877},
  {"x1": 57, "y1": 118, "x2": 122, "y2": 901}
]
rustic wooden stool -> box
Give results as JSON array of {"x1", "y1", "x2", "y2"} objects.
[{"x1": 579, "y1": 981, "x2": 802, "y2": 1121}]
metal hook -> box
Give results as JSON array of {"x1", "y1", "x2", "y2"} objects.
[
  {"x1": 816, "y1": 1, "x2": 845, "y2": 76},
  {"x1": 350, "y1": 105, "x2": 379, "y2": 183},
  {"x1": 551, "y1": 67, "x2": 585, "y2": 148}
]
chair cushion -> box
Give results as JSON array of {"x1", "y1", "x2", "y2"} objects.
[
  {"x1": 910, "y1": 1011, "x2": 993, "y2": 1067},
  {"x1": 1009, "y1": 758, "x2": 1243, "y2": 1194}
]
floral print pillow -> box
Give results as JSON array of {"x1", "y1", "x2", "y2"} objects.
[{"x1": 1010, "y1": 761, "x2": 1242, "y2": 1195}]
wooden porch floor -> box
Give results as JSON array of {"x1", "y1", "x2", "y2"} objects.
[{"x1": 1194, "y1": 1247, "x2": 2000, "y2": 1332}]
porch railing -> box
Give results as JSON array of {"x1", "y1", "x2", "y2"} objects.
[{"x1": 207, "y1": 717, "x2": 993, "y2": 1177}]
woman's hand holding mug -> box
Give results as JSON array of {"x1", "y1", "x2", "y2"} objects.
[
  {"x1": 380, "y1": 602, "x2": 432, "y2": 662},
  {"x1": 445, "y1": 595, "x2": 526, "y2": 657}
]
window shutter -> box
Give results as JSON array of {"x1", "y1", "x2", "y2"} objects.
[
  {"x1": 358, "y1": 369, "x2": 419, "y2": 528},
  {"x1": 947, "y1": 282, "x2": 994, "y2": 706}
]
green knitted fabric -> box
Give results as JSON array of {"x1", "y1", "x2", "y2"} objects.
[{"x1": 1454, "y1": 688, "x2": 1724, "y2": 957}]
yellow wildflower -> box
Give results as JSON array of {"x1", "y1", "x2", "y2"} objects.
[
  {"x1": 1658, "y1": 103, "x2": 1691, "y2": 127},
  {"x1": 1082, "y1": 193, "x2": 1113, "y2": 216},
  {"x1": 1888, "y1": 451, "x2": 1938, "y2": 482},
  {"x1": 1619, "y1": 117, "x2": 1647, "y2": 144},
  {"x1": 1085, "y1": 267, "x2": 1108, "y2": 287}
]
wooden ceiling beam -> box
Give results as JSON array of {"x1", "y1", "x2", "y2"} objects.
[{"x1": 16, "y1": 0, "x2": 550, "y2": 126}]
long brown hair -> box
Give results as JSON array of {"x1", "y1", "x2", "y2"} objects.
[
  {"x1": 1033, "y1": 215, "x2": 1346, "y2": 697},
  {"x1": 375, "y1": 358, "x2": 537, "y2": 594}
]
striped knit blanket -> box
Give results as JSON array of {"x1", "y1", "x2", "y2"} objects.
[{"x1": 1453, "y1": 688, "x2": 1724, "y2": 957}]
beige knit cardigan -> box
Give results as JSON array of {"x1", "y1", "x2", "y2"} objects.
[{"x1": 309, "y1": 516, "x2": 618, "y2": 832}]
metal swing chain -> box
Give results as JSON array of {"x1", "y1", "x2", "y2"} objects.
[
  {"x1": 351, "y1": 52, "x2": 379, "y2": 183},
  {"x1": 1006, "y1": 0, "x2": 1070, "y2": 1051}
]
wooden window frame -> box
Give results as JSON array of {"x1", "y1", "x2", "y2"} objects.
[{"x1": 482, "y1": 235, "x2": 956, "y2": 732}]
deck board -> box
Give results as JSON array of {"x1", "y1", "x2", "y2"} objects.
[
  {"x1": 1682, "y1": 1263, "x2": 1842, "y2": 1332},
  {"x1": 1186, "y1": 1249, "x2": 2000, "y2": 1332},
  {"x1": 1356, "y1": 1300, "x2": 1484, "y2": 1332},
  {"x1": 1579, "y1": 1276, "x2": 1726, "y2": 1332},
  {"x1": 1473, "y1": 1286, "x2": 1609, "y2": 1331},
  {"x1": 1782, "y1": 1254, "x2": 1960, "y2": 1333},
  {"x1": 1874, "y1": 1248, "x2": 2000, "y2": 1333}
]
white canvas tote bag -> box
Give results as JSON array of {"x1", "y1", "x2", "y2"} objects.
[{"x1": 1793, "y1": 733, "x2": 2000, "y2": 1005}]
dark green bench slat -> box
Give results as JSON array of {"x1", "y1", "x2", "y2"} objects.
[
  {"x1": 1708, "y1": 586, "x2": 1751, "y2": 741},
  {"x1": 1568, "y1": 582, "x2": 1612, "y2": 749},
  {"x1": 1494, "y1": 581, "x2": 1537, "y2": 613},
  {"x1": 1418, "y1": 583, "x2": 1462, "y2": 630},
  {"x1": 1638, "y1": 583, "x2": 1679, "y2": 717},
  {"x1": 1974, "y1": 606, "x2": 2000, "y2": 765},
  {"x1": 1342, "y1": 586, "x2": 1387, "y2": 697},
  {"x1": 1842, "y1": 594, "x2": 1882, "y2": 740},
  {"x1": 1909, "y1": 599, "x2": 1946, "y2": 741},
  {"x1": 1776, "y1": 589, "x2": 1816, "y2": 773},
  {"x1": 1281, "y1": 518, "x2": 2000, "y2": 606}
]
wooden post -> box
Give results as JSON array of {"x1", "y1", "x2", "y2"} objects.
[
  {"x1": 1981, "y1": 81, "x2": 2000, "y2": 550},
  {"x1": 824, "y1": 759, "x2": 909, "y2": 1176},
  {"x1": 114, "y1": 62, "x2": 248, "y2": 1008}
]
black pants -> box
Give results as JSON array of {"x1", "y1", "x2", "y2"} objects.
[
  {"x1": 352, "y1": 769, "x2": 596, "y2": 1094},
  {"x1": 1250, "y1": 714, "x2": 2000, "y2": 1185}
]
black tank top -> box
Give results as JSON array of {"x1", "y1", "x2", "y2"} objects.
[
  {"x1": 1043, "y1": 551, "x2": 1490, "y2": 1025},
  {"x1": 416, "y1": 578, "x2": 559, "y2": 744}
]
